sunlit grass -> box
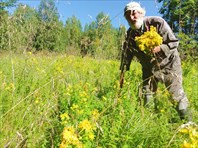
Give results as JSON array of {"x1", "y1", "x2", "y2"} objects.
[{"x1": 0, "y1": 52, "x2": 197, "y2": 147}]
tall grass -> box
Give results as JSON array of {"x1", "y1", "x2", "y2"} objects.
[{"x1": 0, "y1": 52, "x2": 197, "y2": 147}]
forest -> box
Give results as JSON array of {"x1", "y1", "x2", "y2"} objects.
[{"x1": 0, "y1": 0, "x2": 197, "y2": 59}]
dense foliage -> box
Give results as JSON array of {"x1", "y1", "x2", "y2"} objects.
[
  {"x1": 157, "y1": 0, "x2": 197, "y2": 33},
  {"x1": 157, "y1": 0, "x2": 198, "y2": 59}
]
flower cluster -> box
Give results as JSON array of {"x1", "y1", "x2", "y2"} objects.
[
  {"x1": 91, "y1": 109, "x2": 100, "y2": 121},
  {"x1": 135, "y1": 26, "x2": 163, "y2": 55},
  {"x1": 179, "y1": 124, "x2": 198, "y2": 148},
  {"x1": 59, "y1": 107, "x2": 100, "y2": 148},
  {"x1": 59, "y1": 118, "x2": 97, "y2": 148},
  {"x1": 60, "y1": 126, "x2": 83, "y2": 148},
  {"x1": 78, "y1": 119, "x2": 96, "y2": 140}
]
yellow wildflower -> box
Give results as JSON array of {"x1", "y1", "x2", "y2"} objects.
[
  {"x1": 60, "y1": 113, "x2": 70, "y2": 121},
  {"x1": 71, "y1": 104, "x2": 79, "y2": 110},
  {"x1": 181, "y1": 140, "x2": 191, "y2": 148},
  {"x1": 92, "y1": 109, "x2": 100, "y2": 121},
  {"x1": 82, "y1": 98, "x2": 87, "y2": 102},
  {"x1": 160, "y1": 109, "x2": 165, "y2": 113},
  {"x1": 88, "y1": 132, "x2": 95, "y2": 140},
  {"x1": 180, "y1": 125, "x2": 198, "y2": 148},
  {"x1": 77, "y1": 109, "x2": 84, "y2": 115},
  {"x1": 78, "y1": 119, "x2": 95, "y2": 132},
  {"x1": 59, "y1": 142, "x2": 67, "y2": 148},
  {"x1": 35, "y1": 99, "x2": 39, "y2": 104},
  {"x1": 60, "y1": 126, "x2": 82, "y2": 148},
  {"x1": 28, "y1": 51, "x2": 32, "y2": 55},
  {"x1": 179, "y1": 128, "x2": 189, "y2": 134},
  {"x1": 80, "y1": 91, "x2": 88, "y2": 97}
]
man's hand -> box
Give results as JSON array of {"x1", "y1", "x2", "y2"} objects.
[{"x1": 151, "y1": 46, "x2": 161, "y2": 54}]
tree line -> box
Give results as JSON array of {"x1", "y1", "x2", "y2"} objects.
[{"x1": 0, "y1": 0, "x2": 197, "y2": 59}]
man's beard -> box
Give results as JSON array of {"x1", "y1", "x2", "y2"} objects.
[{"x1": 129, "y1": 18, "x2": 143, "y2": 30}]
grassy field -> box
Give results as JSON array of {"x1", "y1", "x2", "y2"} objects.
[{"x1": 0, "y1": 52, "x2": 198, "y2": 148}]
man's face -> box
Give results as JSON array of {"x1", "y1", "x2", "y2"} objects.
[{"x1": 124, "y1": 10, "x2": 143, "y2": 30}]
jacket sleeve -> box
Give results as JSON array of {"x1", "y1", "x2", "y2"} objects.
[
  {"x1": 157, "y1": 18, "x2": 179, "y2": 57},
  {"x1": 120, "y1": 30, "x2": 134, "y2": 71}
]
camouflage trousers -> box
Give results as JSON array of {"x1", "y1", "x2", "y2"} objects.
[{"x1": 142, "y1": 68, "x2": 189, "y2": 111}]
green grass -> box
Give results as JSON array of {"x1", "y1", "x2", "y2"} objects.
[{"x1": 0, "y1": 52, "x2": 197, "y2": 147}]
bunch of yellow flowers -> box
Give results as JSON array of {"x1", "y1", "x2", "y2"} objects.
[
  {"x1": 179, "y1": 124, "x2": 198, "y2": 148},
  {"x1": 135, "y1": 26, "x2": 163, "y2": 55},
  {"x1": 59, "y1": 109, "x2": 100, "y2": 148},
  {"x1": 59, "y1": 126, "x2": 83, "y2": 148}
]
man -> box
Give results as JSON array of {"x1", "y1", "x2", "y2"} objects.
[{"x1": 120, "y1": 2, "x2": 191, "y2": 121}]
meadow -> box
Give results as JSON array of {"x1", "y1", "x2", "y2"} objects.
[{"x1": 0, "y1": 52, "x2": 197, "y2": 148}]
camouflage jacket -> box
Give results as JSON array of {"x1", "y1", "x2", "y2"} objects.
[{"x1": 120, "y1": 16, "x2": 182, "y2": 77}]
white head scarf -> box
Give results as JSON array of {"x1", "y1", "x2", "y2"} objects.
[{"x1": 124, "y1": 2, "x2": 146, "y2": 16}]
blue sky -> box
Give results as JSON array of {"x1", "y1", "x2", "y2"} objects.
[{"x1": 13, "y1": 0, "x2": 162, "y2": 28}]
